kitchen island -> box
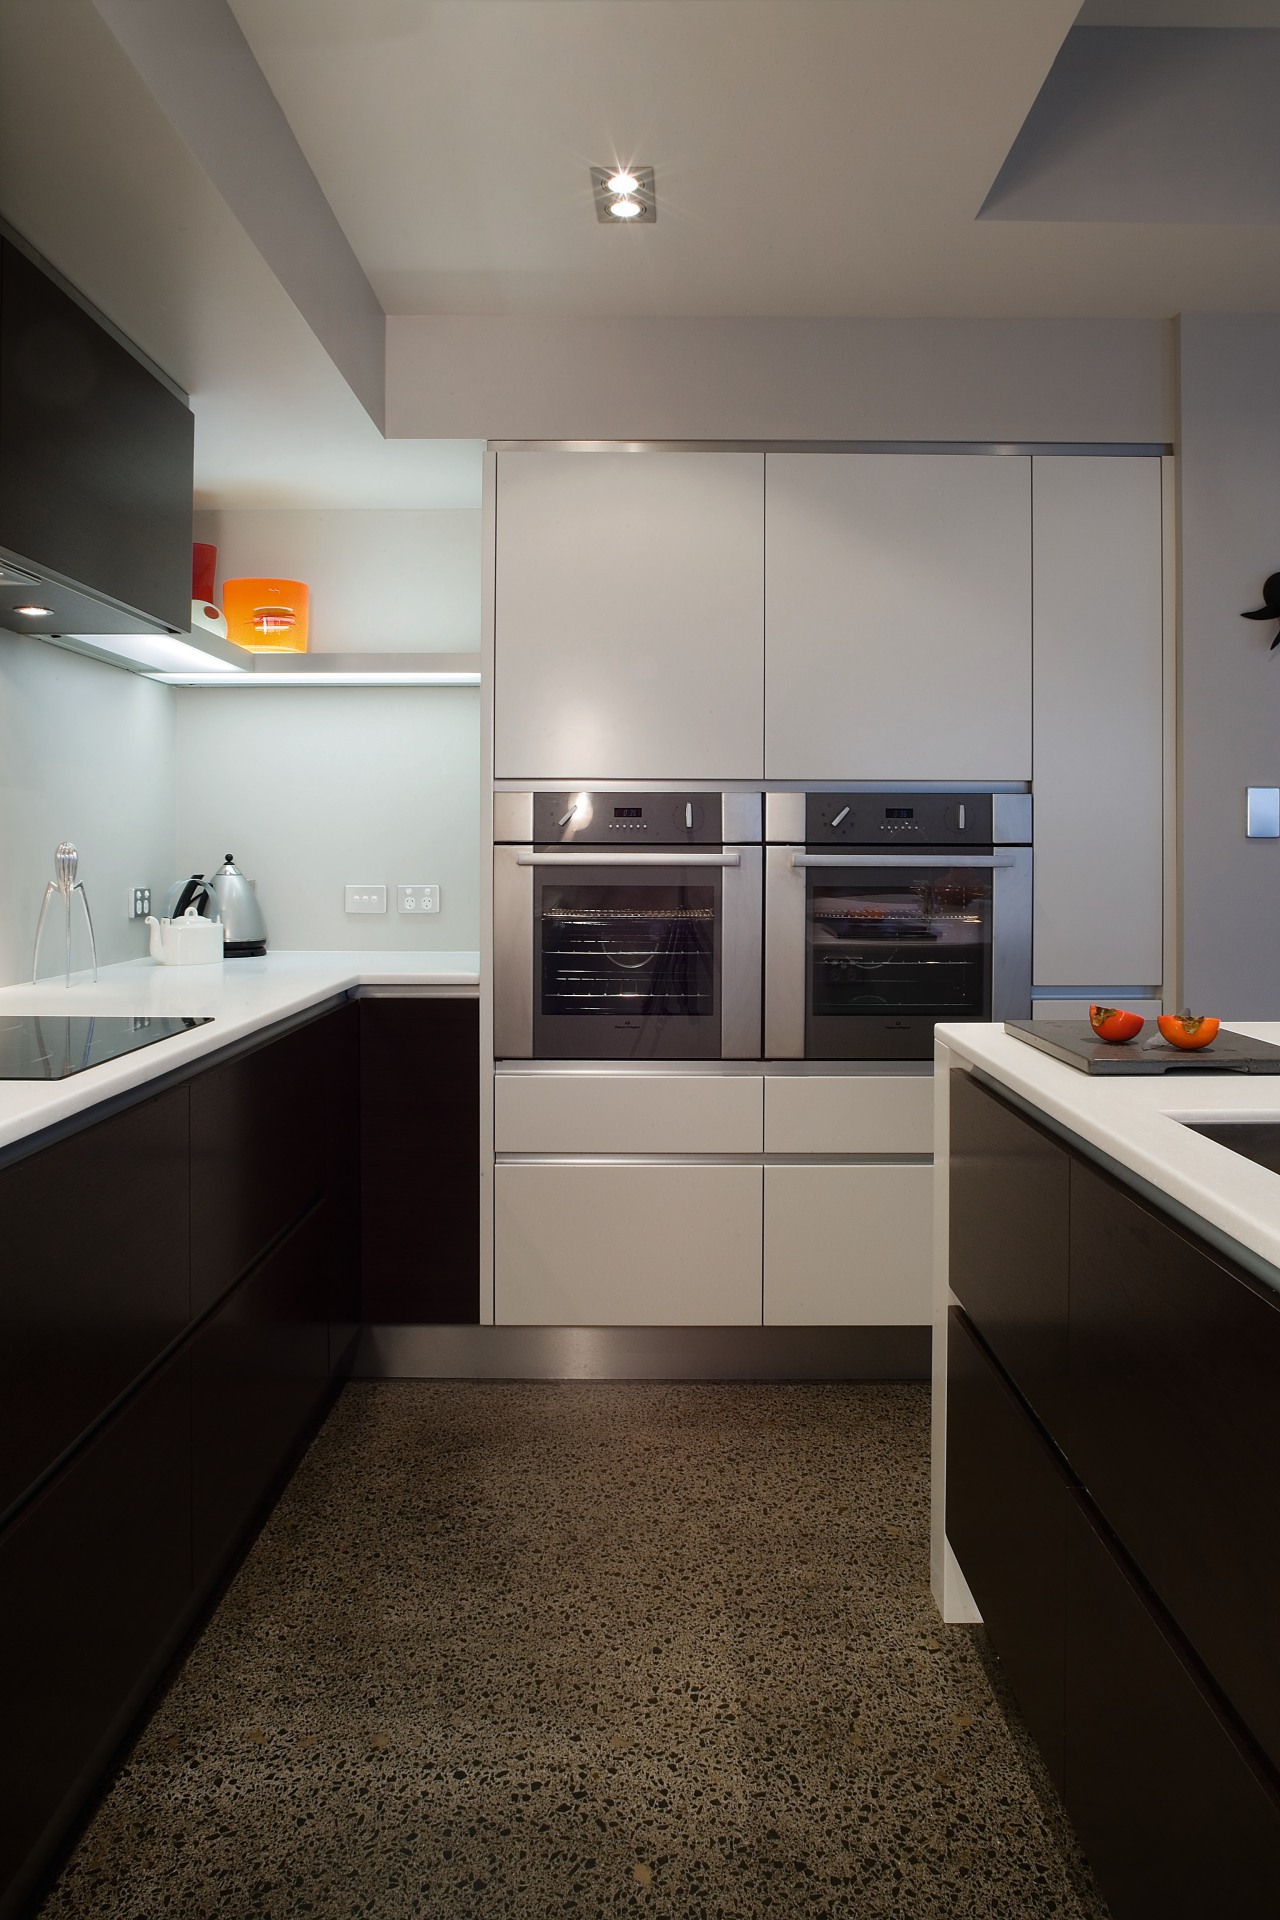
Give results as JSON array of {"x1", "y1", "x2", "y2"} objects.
[
  {"x1": 0, "y1": 950, "x2": 478, "y2": 1920},
  {"x1": 931, "y1": 1019, "x2": 1280, "y2": 1920}
]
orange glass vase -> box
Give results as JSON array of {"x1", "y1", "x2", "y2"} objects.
[{"x1": 222, "y1": 577, "x2": 310, "y2": 653}]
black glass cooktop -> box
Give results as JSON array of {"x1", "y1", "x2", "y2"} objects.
[{"x1": 0, "y1": 1015, "x2": 213, "y2": 1080}]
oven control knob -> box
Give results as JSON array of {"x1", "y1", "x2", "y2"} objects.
[{"x1": 676, "y1": 800, "x2": 706, "y2": 834}]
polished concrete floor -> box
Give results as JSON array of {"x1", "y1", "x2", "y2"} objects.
[{"x1": 38, "y1": 1383, "x2": 1109, "y2": 1918}]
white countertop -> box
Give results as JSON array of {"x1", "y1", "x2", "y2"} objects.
[
  {"x1": 0, "y1": 950, "x2": 479, "y2": 1153},
  {"x1": 937, "y1": 1019, "x2": 1280, "y2": 1286}
]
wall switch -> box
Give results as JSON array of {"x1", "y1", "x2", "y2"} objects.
[
  {"x1": 1247, "y1": 788, "x2": 1280, "y2": 838},
  {"x1": 129, "y1": 886, "x2": 151, "y2": 920},
  {"x1": 397, "y1": 884, "x2": 440, "y2": 914},
  {"x1": 345, "y1": 884, "x2": 387, "y2": 913}
]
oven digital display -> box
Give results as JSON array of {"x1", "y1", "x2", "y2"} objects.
[
  {"x1": 884, "y1": 807, "x2": 915, "y2": 819},
  {"x1": 613, "y1": 807, "x2": 643, "y2": 818}
]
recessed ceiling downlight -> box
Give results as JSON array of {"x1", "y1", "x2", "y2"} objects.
[
  {"x1": 14, "y1": 605, "x2": 52, "y2": 618},
  {"x1": 591, "y1": 164, "x2": 656, "y2": 223}
]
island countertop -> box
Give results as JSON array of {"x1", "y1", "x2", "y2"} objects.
[
  {"x1": 0, "y1": 950, "x2": 479, "y2": 1154},
  {"x1": 936, "y1": 1017, "x2": 1280, "y2": 1288}
]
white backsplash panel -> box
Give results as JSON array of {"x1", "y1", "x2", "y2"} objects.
[
  {"x1": 174, "y1": 685, "x2": 480, "y2": 951},
  {"x1": 0, "y1": 635, "x2": 177, "y2": 988}
]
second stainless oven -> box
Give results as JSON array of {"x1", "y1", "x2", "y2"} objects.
[
  {"x1": 494, "y1": 791, "x2": 762, "y2": 1060},
  {"x1": 765, "y1": 790, "x2": 1032, "y2": 1060}
]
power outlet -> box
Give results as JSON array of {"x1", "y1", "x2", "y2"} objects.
[
  {"x1": 129, "y1": 886, "x2": 151, "y2": 920},
  {"x1": 397, "y1": 884, "x2": 440, "y2": 914},
  {"x1": 345, "y1": 884, "x2": 387, "y2": 914}
]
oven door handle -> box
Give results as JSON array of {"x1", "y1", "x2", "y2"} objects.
[
  {"x1": 789, "y1": 852, "x2": 1015, "y2": 870},
  {"x1": 515, "y1": 851, "x2": 742, "y2": 868}
]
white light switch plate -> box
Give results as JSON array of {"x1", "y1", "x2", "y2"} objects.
[
  {"x1": 397, "y1": 885, "x2": 440, "y2": 914},
  {"x1": 345, "y1": 884, "x2": 387, "y2": 913}
]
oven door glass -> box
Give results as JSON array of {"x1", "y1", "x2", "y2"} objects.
[
  {"x1": 534, "y1": 863, "x2": 722, "y2": 1059},
  {"x1": 805, "y1": 861, "x2": 993, "y2": 1060}
]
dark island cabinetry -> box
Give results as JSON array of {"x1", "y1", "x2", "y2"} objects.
[{"x1": 948, "y1": 1070, "x2": 1280, "y2": 1920}]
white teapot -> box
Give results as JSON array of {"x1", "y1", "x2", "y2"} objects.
[{"x1": 145, "y1": 906, "x2": 224, "y2": 966}]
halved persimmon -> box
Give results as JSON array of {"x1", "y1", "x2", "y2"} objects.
[
  {"x1": 1089, "y1": 1004, "x2": 1144, "y2": 1044},
  {"x1": 1156, "y1": 1013, "x2": 1220, "y2": 1051}
]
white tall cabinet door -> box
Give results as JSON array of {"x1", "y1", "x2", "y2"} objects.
[
  {"x1": 495, "y1": 1163, "x2": 762, "y2": 1325},
  {"x1": 1032, "y1": 457, "x2": 1164, "y2": 988},
  {"x1": 763, "y1": 1164, "x2": 933, "y2": 1325},
  {"x1": 494, "y1": 452, "x2": 764, "y2": 779},
  {"x1": 764, "y1": 454, "x2": 1032, "y2": 780}
]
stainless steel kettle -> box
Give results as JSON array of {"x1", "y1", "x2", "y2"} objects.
[{"x1": 207, "y1": 855, "x2": 267, "y2": 957}]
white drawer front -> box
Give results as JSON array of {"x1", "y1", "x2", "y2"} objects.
[
  {"x1": 495, "y1": 1073, "x2": 764, "y2": 1155},
  {"x1": 764, "y1": 1163, "x2": 933, "y2": 1326},
  {"x1": 764, "y1": 1074, "x2": 933, "y2": 1156},
  {"x1": 496, "y1": 1163, "x2": 762, "y2": 1326}
]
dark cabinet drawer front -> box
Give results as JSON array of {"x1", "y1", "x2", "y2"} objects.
[
  {"x1": 326, "y1": 1002, "x2": 361, "y2": 1372},
  {"x1": 191, "y1": 1203, "x2": 332, "y2": 1586},
  {"x1": 361, "y1": 997, "x2": 479, "y2": 1323},
  {"x1": 946, "y1": 1306, "x2": 1067, "y2": 1790},
  {"x1": 1065, "y1": 1493, "x2": 1280, "y2": 1919},
  {"x1": 949, "y1": 1070, "x2": 1069, "y2": 1428},
  {"x1": 0, "y1": 1085, "x2": 190, "y2": 1519},
  {"x1": 0, "y1": 1358, "x2": 191, "y2": 1906},
  {"x1": 191, "y1": 1013, "x2": 341, "y2": 1316},
  {"x1": 1069, "y1": 1160, "x2": 1280, "y2": 1774}
]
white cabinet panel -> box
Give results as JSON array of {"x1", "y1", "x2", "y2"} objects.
[
  {"x1": 1032, "y1": 457, "x2": 1164, "y2": 987},
  {"x1": 764, "y1": 1164, "x2": 932, "y2": 1326},
  {"x1": 764, "y1": 1073, "x2": 933, "y2": 1155},
  {"x1": 494, "y1": 452, "x2": 764, "y2": 779},
  {"x1": 764, "y1": 454, "x2": 1031, "y2": 780},
  {"x1": 495, "y1": 1163, "x2": 762, "y2": 1325},
  {"x1": 495, "y1": 1073, "x2": 763, "y2": 1155}
]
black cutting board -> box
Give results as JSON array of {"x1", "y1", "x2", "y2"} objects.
[{"x1": 1004, "y1": 1020, "x2": 1280, "y2": 1075}]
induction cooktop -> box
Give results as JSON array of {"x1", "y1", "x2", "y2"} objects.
[{"x1": 0, "y1": 1014, "x2": 213, "y2": 1079}]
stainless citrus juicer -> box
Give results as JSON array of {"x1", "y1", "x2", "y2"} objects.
[{"x1": 32, "y1": 842, "x2": 99, "y2": 987}]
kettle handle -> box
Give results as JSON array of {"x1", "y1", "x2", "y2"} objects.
[{"x1": 172, "y1": 875, "x2": 208, "y2": 918}]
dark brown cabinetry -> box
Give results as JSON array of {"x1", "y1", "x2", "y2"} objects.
[
  {"x1": 360, "y1": 995, "x2": 479, "y2": 1323},
  {"x1": 949, "y1": 1067, "x2": 1070, "y2": 1431},
  {"x1": 947, "y1": 1070, "x2": 1280, "y2": 1920},
  {"x1": 191, "y1": 1201, "x2": 334, "y2": 1586},
  {"x1": 0, "y1": 1357, "x2": 190, "y2": 1911},
  {"x1": 0, "y1": 1084, "x2": 189, "y2": 1523},
  {"x1": 946, "y1": 1307, "x2": 1067, "y2": 1791},
  {"x1": 1068, "y1": 1159, "x2": 1280, "y2": 1776},
  {"x1": 1064, "y1": 1493, "x2": 1280, "y2": 1920},
  {"x1": 0, "y1": 1001, "x2": 361, "y2": 1920}
]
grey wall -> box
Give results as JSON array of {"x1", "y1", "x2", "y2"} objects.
[
  {"x1": 174, "y1": 686, "x2": 480, "y2": 952},
  {"x1": 386, "y1": 315, "x2": 1173, "y2": 444},
  {"x1": 1178, "y1": 314, "x2": 1280, "y2": 1015},
  {"x1": 0, "y1": 635, "x2": 177, "y2": 987}
]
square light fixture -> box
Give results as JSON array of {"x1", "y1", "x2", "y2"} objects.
[{"x1": 591, "y1": 165, "x2": 656, "y2": 223}]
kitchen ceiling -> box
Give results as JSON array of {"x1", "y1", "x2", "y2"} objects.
[
  {"x1": 6, "y1": 0, "x2": 1280, "y2": 508},
  {"x1": 228, "y1": 0, "x2": 1280, "y2": 320}
]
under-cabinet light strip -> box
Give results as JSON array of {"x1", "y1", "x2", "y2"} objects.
[{"x1": 148, "y1": 670, "x2": 481, "y2": 687}]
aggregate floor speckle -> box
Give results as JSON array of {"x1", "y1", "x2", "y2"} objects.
[{"x1": 36, "y1": 1382, "x2": 1110, "y2": 1919}]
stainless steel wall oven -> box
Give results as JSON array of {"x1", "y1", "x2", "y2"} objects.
[
  {"x1": 494, "y1": 792, "x2": 763, "y2": 1060},
  {"x1": 765, "y1": 791, "x2": 1032, "y2": 1060}
]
